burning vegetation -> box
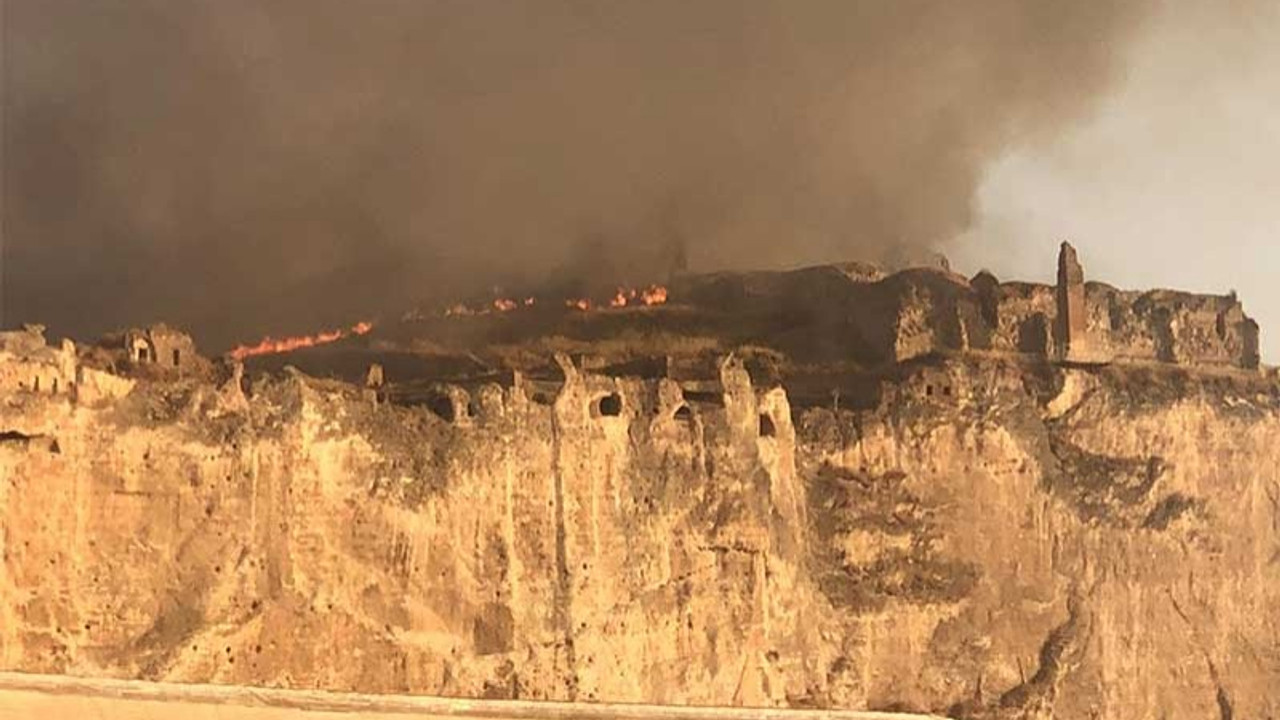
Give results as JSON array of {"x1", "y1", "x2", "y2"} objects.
[
  {"x1": 228, "y1": 284, "x2": 670, "y2": 361},
  {"x1": 438, "y1": 284, "x2": 669, "y2": 318},
  {"x1": 229, "y1": 321, "x2": 374, "y2": 361}
]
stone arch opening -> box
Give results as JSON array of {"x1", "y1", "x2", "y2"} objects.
[
  {"x1": 593, "y1": 392, "x2": 623, "y2": 417},
  {"x1": 759, "y1": 413, "x2": 776, "y2": 438},
  {"x1": 673, "y1": 404, "x2": 693, "y2": 422}
]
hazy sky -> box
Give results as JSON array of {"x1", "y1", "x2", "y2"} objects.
[{"x1": 3, "y1": 1, "x2": 1278, "y2": 358}]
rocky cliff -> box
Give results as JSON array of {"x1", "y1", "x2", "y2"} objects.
[{"x1": 2, "y1": 348, "x2": 1276, "y2": 719}]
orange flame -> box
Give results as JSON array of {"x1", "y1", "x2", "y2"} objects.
[
  {"x1": 640, "y1": 285, "x2": 668, "y2": 306},
  {"x1": 605, "y1": 286, "x2": 668, "y2": 308},
  {"x1": 229, "y1": 321, "x2": 374, "y2": 361},
  {"x1": 442, "y1": 285, "x2": 667, "y2": 317}
]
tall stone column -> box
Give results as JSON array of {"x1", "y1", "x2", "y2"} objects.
[{"x1": 1056, "y1": 241, "x2": 1089, "y2": 362}]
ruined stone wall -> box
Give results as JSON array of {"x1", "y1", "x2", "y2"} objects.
[
  {"x1": 667, "y1": 259, "x2": 1259, "y2": 372},
  {"x1": 885, "y1": 273, "x2": 972, "y2": 363},
  {"x1": 0, "y1": 329, "x2": 77, "y2": 397},
  {"x1": 148, "y1": 329, "x2": 200, "y2": 372},
  {"x1": 1, "y1": 356, "x2": 1277, "y2": 718},
  {"x1": 981, "y1": 282, "x2": 1059, "y2": 357},
  {"x1": 1083, "y1": 285, "x2": 1260, "y2": 369},
  {"x1": 913, "y1": 276, "x2": 1260, "y2": 370},
  {"x1": 122, "y1": 326, "x2": 210, "y2": 377},
  {"x1": 689, "y1": 265, "x2": 1257, "y2": 372},
  {"x1": 73, "y1": 367, "x2": 137, "y2": 405},
  {"x1": 0, "y1": 358, "x2": 71, "y2": 396}
]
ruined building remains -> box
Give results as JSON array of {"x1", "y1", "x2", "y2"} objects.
[
  {"x1": 1055, "y1": 241, "x2": 1090, "y2": 362},
  {"x1": 675, "y1": 243, "x2": 1260, "y2": 371},
  {"x1": 123, "y1": 324, "x2": 204, "y2": 372},
  {"x1": 0, "y1": 325, "x2": 76, "y2": 396}
]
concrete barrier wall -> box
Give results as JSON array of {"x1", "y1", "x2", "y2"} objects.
[{"x1": 0, "y1": 672, "x2": 945, "y2": 720}]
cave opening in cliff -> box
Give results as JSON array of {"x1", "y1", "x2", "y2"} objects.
[
  {"x1": 593, "y1": 393, "x2": 623, "y2": 417},
  {"x1": 426, "y1": 394, "x2": 457, "y2": 423},
  {"x1": 759, "y1": 413, "x2": 776, "y2": 437}
]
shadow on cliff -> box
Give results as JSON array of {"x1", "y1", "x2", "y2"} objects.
[{"x1": 806, "y1": 462, "x2": 981, "y2": 613}]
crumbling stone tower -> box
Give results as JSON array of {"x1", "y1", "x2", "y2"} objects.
[{"x1": 1055, "y1": 241, "x2": 1090, "y2": 362}]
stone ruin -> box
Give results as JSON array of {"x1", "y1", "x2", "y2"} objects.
[
  {"x1": 0, "y1": 325, "x2": 77, "y2": 397},
  {"x1": 676, "y1": 242, "x2": 1260, "y2": 372},
  {"x1": 1002, "y1": 242, "x2": 1258, "y2": 370},
  {"x1": 0, "y1": 323, "x2": 216, "y2": 405},
  {"x1": 121, "y1": 324, "x2": 206, "y2": 373},
  {"x1": 0, "y1": 243, "x2": 1265, "y2": 411}
]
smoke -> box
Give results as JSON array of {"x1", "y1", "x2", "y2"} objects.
[{"x1": 2, "y1": 0, "x2": 1151, "y2": 351}]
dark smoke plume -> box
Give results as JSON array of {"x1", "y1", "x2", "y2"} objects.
[{"x1": 1, "y1": 1, "x2": 1150, "y2": 351}]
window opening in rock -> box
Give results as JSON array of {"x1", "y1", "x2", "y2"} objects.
[
  {"x1": 759, "y1": 413, "x2": 776, "y2": 437},
  {"x1": 594, "y1": 393, "x2": 623, "y2": 417},
  {"x1": 427, "y1": 394, "x2": 456, "y2": 422}
]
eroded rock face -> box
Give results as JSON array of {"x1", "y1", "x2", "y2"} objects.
[{"x1": 1, "y1": 355, "x2": 1277, "y2": 719}]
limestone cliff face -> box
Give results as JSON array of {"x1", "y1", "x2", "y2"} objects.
[{"x1": 1, "y1": 356, "x2": 1277, "y2": 718}]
